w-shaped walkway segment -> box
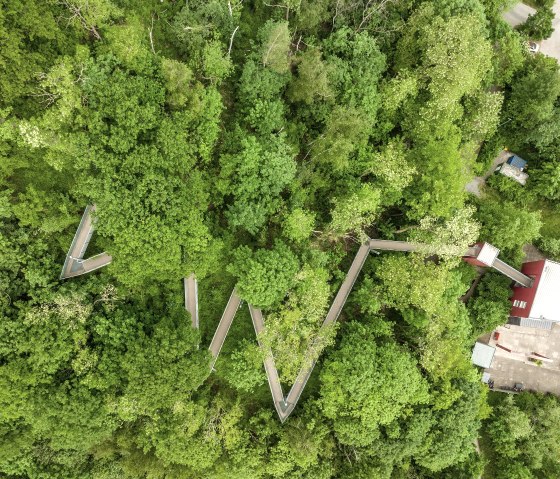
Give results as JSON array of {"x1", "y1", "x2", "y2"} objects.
[{"x1": 197, "y1": 239, "x2": 532, "y2": 421}]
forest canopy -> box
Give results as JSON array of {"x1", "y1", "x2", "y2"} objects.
[{"x1": 1, "y1": 0, "x2": 560, "y2": 478}]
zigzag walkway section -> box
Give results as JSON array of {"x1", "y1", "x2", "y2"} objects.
[
  {"x1": 280, "y1": 242, "x2": 371, "y2": 420},
  {"x1": 61, "y1": 206, "x2": 533, "y2": 421}
]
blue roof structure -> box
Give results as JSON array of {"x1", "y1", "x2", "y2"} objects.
[{"x1": 507, "y1": 154, "x2": 527, "y2": 170}]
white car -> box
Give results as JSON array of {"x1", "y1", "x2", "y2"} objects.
[{"x1": 528, "y1": 41, "x2": 540, "y2": 53}]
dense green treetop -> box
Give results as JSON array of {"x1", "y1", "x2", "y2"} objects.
[{"x1": 1, "y1": 0, "x2": 560, "y2": 477}]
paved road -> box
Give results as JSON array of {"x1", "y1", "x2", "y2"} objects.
[
  {"x1": 540, "y1": 0, "x2": 560, "y2": 61},
  {"x1": 208, "y1": 289, "x2": 242, "y2": 367},
  {"x1": 184, "y1": 274, "x2": 199, "y2": 328},
  {"x1": 60, "y1": 205, "x2": 112, "y2": 279},
  {"x1": 249, "y1": 306, "x2": 289, "y2": 420}
]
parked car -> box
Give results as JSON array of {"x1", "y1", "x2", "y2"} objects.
[{"x1": 528, "y1": 41, "x2": 540, "y2": 53}]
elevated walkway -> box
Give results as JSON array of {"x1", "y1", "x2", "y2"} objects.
[
  {"x1": 208, "y1": 289, "x2": 242, "y2": 369},
  {"x1": 183, "y1": 274, "x2": 199, "y2": 328},
  {"x1": 60, "y1": 209, "x2": 536, "y2": 421},
  {"x1": 492, "y1": 259, "x2": 533, "y2": 288},
  {"x1": 60, "y1": 205, "x2": 112, "y2": 279},
  {"x1": 249, "y1": 306, "x2": 288, "y2": 420}
]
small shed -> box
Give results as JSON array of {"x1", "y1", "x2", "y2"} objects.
[
  {"x1": 507, "y1": 154, "x2": 527, "y2": 171},
  {"x1": 471, "y1": 342, "x2": 496, "y2": 369}
]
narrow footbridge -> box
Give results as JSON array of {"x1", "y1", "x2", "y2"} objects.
[{"x1": 61, "y1": 206, "x2": 533, "y2": 421}]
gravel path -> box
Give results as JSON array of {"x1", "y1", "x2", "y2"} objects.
[{"x1": 465, "y1": 150, "x2": 511, "y2": 197}]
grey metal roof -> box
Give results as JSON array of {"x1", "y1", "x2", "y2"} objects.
[{"x1": 471, "y1": 342, "x2": 496, "y2": 368}]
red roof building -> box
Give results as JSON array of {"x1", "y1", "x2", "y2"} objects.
[{"x1": 510, "y1": 259, "x2": 560, "y2": 325}]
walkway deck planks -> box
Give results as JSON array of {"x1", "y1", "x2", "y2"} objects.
[{"x1": 249, "y1": 305, "x2": 288, "y2": 420}]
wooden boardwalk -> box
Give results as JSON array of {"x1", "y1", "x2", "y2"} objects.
[{"x1": 249, "y1": 306, "x2": 288, "y2": 419}]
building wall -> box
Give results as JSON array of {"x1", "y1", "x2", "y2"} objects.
[
  {"x1": 463, "y1": 256, "x2": 488, "y2": 268},
  {"x1": 463, "y1": 242, "x2": 487, "y2": 267},
  {"x1": 510, "y1": 260, "x2": 545, "y2": 318}
]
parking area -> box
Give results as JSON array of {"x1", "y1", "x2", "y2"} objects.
[
  {"x1": 484, "y1": 323, "x2": 560, "y2": 394},
  {"x1": 539, "y1": 0, "x2": 560, "y2": 61},
  {"x1": 502, "y1": 2, "x2": 537, "y2": 27}
]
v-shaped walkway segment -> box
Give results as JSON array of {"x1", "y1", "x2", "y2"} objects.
[
  {"x1": 281, "y1": 242, "x2": 371, "y2": 420},
  {"x1": 249, "y1": 305, "x2": 289, "y2": 420},
  {"x1": 60, "y1": 205, "x2": 112, "y2": 279}
]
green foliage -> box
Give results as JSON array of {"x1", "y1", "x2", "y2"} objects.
[
  {"x1": 288, "y1": 48, "x2": 332, "y2": 104},
  {"x1": 415, "y1": 380, "x2": 483, "y2": 471},
  {"x1": 3, "y1": 0, "x2": 558, "y2": 476},
  {"x1": 323, "y1": 28, "x2": 386, "y2": 117},
  {"x1": 518, "y1": 7, "x2": 555, "y2": 40},
  {"x1": 283, "y1": 208, "x2": 315, "y2": 243},
  {"x1": 221, "y1": 340, "x2": 266, "y2": 392},
  {"x1": 503, "y1": 54, "x2": 560, "y2": 152},
  {"x1": 491, "y1": 30, "x2": 525, "y2": 86},
  {"x1": 228, "y1": 241, "x2": 299, "y2": 308},
  {"x1": 482, "y1": 393, "x2": 560, "y2": 478},
  {"x1": 161, "y1": 58, "x2": 194, "y2": 108},
  {"x1": 312, "y1": 106, "x2": 370, "y2": 171},
  {"x1": 328, "y1": 184, "x2": 381, "y2": 240},
  {"x1": 320, "y1": 322, "x2": 429, "y2": 446},
  {"x1": 467, "y1": 272, "x2": 512, "y2": 337},
  {"x1": 0, "y1": 0, "x2": 76, "y2": 108},
  {"x1": 409, "y1": 205, "x2": 481, "y2": 259},
  {"x1": 259, "y1": 21, "x2": 291, "y2": 74},
  {"x1": 376, "y1": 255, "x2": 451, "y2": 317},
  {"x1": 476, "y1": 198, "x2": 542, "y2": 254},
  {"x1": 260, "y1": 265, "x2": 333, "y2": 381},
  {"x1": 219, "y1": 134, "x2": 296, "y2": 234},
  {"x1": 531, "y1": 161, "x2": 560, "y2": 200}
]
